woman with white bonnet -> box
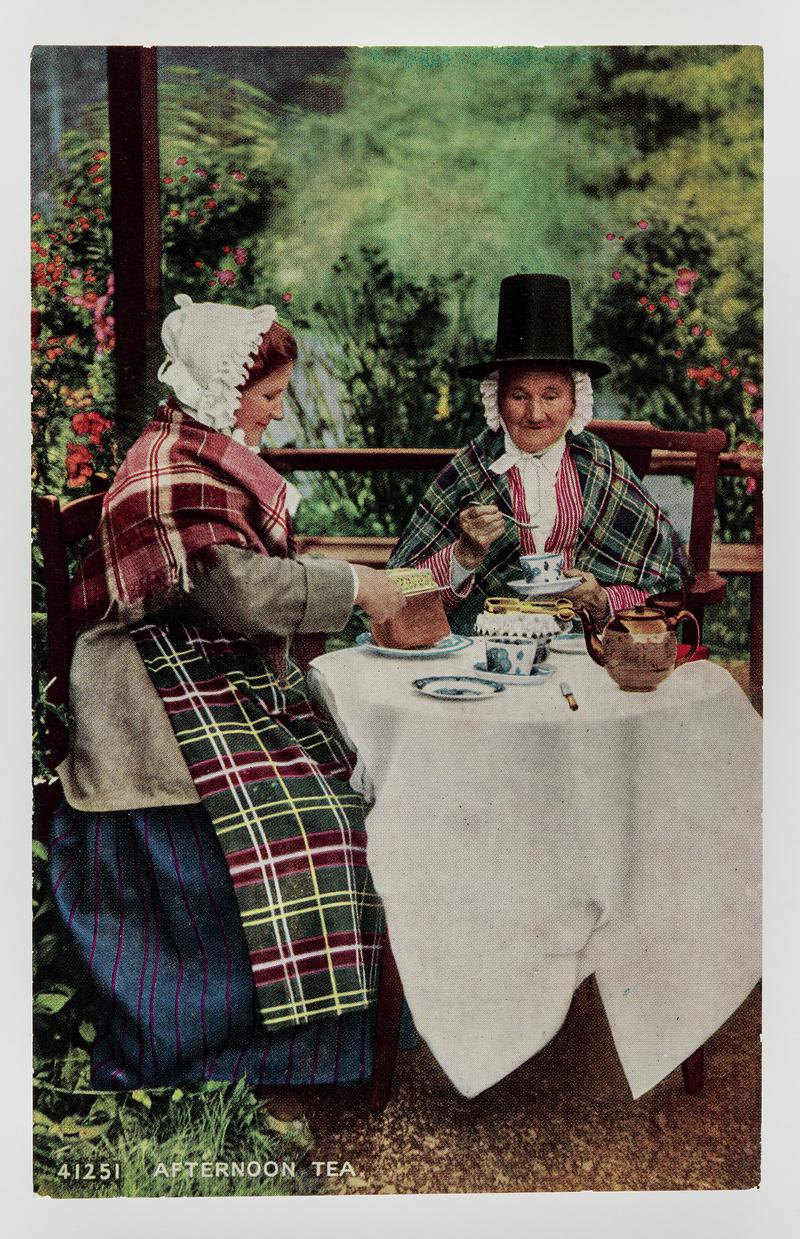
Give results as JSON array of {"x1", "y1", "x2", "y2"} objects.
[
  {"x1": 50, "y1": 294, "x2": 406, "y2": 1093},
  {"x1": 390, "y1": 274, "x2": 690, "y2": 630}
]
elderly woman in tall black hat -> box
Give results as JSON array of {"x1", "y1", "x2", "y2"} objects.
[{"x1": 390, "y1": 274, "x2": 690, "y2": 630}]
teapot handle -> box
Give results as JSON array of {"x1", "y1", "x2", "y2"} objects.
[{"x1": 674, "y1": 609, "x2": 700, "y2": 665}]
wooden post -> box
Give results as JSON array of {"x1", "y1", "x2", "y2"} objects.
[{"x1": 106, "y1": 47, "x2": 162, "y2": 450}]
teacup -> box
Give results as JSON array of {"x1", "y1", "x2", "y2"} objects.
[
  {"x1": 519, "y1": 552, "x2": 564, "y2": 585},
  {"x1": 484, "y1": 635, "x2": 548, "y2": 676}
]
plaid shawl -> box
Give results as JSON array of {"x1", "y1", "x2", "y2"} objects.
[
  {"x1": 129, "y1": 619, "x2": 384, "y2": 1030},
  {"x1": 390, "y1": 427, "x2": 691, "y2": 633},
  {"x1": 71, "y1": 401, "x2": 291, "y2": 630}
]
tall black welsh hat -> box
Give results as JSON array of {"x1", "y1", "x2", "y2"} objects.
[{"x1": 459, "y1": 273, "x2": 610, "y2": 380}]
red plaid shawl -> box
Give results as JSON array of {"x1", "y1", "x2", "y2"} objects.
[{"x1": 71, "y1": 402, "x2": 291, "y2": 630}]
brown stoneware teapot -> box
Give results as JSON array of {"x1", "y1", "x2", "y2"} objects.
[{"x1": 577, "y1": 604, "x2": 700, "y2": 692}]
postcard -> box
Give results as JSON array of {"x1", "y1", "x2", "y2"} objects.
[{"x1": 28, "y1": 32, "x2": 768, "y2": 1216}]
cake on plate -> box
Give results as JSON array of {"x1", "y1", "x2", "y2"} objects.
[{"x1": 371, "y1": 568, "x2": 452, "y2": 649}]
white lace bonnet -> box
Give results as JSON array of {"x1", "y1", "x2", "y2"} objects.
[
  {"x1": 158, "y1": 294, "x2": 278, "y2": 434},
  {"x1": 479, "y1": 368, "x2": 594, "y2": 435}
]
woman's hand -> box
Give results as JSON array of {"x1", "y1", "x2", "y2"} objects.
[
  {"x1": 353, "y1": 565, "x2": 407, "y2": 624},
  {"x1": 563, "y1": 568, "x2": 611, "y2": 624},
  {"x1": 454, "y1": 504, "x2": 506, "y2": 571}
]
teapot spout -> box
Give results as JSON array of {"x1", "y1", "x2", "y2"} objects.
[{"x1": 577, "y1": 606, "x2": 605, "y2": 665}]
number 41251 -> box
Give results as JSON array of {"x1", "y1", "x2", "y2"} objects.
[{"x1": 57, "y1": 1163, "x2": 121, "y2": 1181}]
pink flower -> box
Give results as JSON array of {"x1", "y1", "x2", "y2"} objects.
[
  {"x1": 668, "y1": 298, "x2": 680, "y2": 310},
  {"x1": 646, "y1": 303, "x2": 656, "y2": 313},
  {"x1": 746, "y1": 477, "x2": 757, "y2": 496},
  {"x1": 605, "y1": 233, "x2": 615, "y2": 240},
  {"x1": 675, "y1": 278, "x2": 693, "y2": 295},
  {"x1": 691, "y1": 325, "x2": 703, "y2": 337},
  {"x1": 231, "y1": 170, "x2": 247, "y2": 182},
  {"x1": 193, "y1": 168, "x2": 207, "y2": 177},
  {"x1": 743, "y1": 380, "x2": 760, "y2": 397},
  {"x1": 70, "y1": 267, "x2": 83, "y2": 279},
  {"x1": 175, "y1": 156, "x2": 189, "y2": 166},
  {"x1": 233, "y1": 247, "x2": 247, "y2": 266},
  {"x1": 210, "y1": 182, "x2": 220, "y2": 190},
  {"x1": 637, "y1": 220, "x2": 649, "y2": 229},
  {"x1": 752, "y1": 407, "x2": 764, "y2": 430},
  {"x1": 281, "y1": 291, "x2": 293, "y2": 303},
  {"x1": 611, "y1": 271, "x2": 621, "y2": 281},
  {"x1": 215, "y1": 270, "x2": 236, "y2": 285}
]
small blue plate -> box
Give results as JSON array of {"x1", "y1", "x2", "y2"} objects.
[
  {"x1": 473, "y1": 660, "x2": 554, "y2": 686},
  {"x1": 412, "y1": 675, "x2": 505, "y2": 701},
  {"x1": 356, "y1": 631, "x2": 473, "y2": 658}
]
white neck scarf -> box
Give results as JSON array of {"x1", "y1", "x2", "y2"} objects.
[{"x1": 489, "y1": 433, "x2": 567, "y2": 544}]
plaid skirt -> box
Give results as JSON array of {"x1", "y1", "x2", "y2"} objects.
[{"x1": 49, "y1": 800, "x2": 399, "y2": 1090}]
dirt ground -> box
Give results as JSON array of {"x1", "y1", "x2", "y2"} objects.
[{"x1": 299, "y1": 981, "x2": 761, "y2": 1194}]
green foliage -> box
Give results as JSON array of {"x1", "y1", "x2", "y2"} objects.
[
  {"x1": 290, "y1": 247, "x2": 489, "y2": 537},
  {"x1": 273, "y1": 47, "x2": 609, "y2": 337}
]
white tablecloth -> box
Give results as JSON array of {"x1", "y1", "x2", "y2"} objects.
[{"x1": 308, "y1": 643, "x2": 761, "y2": 1099}]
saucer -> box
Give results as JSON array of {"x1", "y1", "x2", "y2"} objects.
[
  {"x1": 356, "y1": 632, "x2": 473, "y2": 658},
  {"x1": 473, "y1": 660, "x2": 555, "y2": 686},
  {"x1": 413, "y1": 675, "x2": 505, "y2": 701},
  {"x1": 508, "y1": 578, "x2": 581, "y2": 599}
]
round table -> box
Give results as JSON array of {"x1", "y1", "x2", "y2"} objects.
[{"x1": 308, "y1": 640, "x2": 761, "y2": 1099}]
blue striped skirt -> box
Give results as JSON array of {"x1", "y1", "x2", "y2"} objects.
[{"x1": 49, "y1": 801, "x2": 399, "y2": 1090}]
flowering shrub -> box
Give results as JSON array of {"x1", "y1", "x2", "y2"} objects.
[{"x1": 587, "y1": 214, "x2": 762, "y2": 543}]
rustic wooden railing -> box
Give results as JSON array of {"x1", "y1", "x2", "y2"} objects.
[{"x1": 262, "y1": 432, "x2": 763, "y2": 706}]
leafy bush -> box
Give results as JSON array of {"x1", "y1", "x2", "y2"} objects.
[{"x1": 290, "y1": 246, "x2": 489, "y2": 537}]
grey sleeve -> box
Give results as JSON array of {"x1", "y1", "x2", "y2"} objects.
[{"x1": 185, "y1": 544, "x2": 356, "y2": 637}]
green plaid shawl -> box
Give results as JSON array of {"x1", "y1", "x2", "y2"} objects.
[
  {"x1": 390, "y1": 427, "x2": 691, "y2": 634},
  {"x1": 129, "y1": 619, "x2": 383, "y2": 1031}
]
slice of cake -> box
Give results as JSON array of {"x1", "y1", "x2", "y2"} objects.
[{"x1": 371, "y1": 568, "x2": 452, "y2": 649}]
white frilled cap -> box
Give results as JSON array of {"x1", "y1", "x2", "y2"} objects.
[
  {"x1": 479, "y1": 369, "x2": 595, "y2": 437},
  {"x1": 158, "y1": 294, "x2": 278, "y2": 433}
]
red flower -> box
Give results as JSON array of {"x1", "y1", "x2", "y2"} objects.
[
  {"x1": 180, "y1": 175, "x2": 189, "y2": 183},
  {"x1": 721, "y1": 358, "x2": 730, "y2": 367},
  {"x1": 674, "y1": 349, "x2": 683, "y2": 358},
  {"x1": 204, "y1": 199, "x2": 218, "y2": 210},
  {"x1": 234, "y1": 247, "x2": 247, "y2": 266},
  {"x1": 638, "y1": 296, "x2": 648, "y2": 305},
  {"x1": 659, "y1": 295, "x2": 669, "y2": 303},
  {"x1": 175, "y1": 156, "x2": 189, "y2": 166},
  {"x1": 65, "y1": 441, "x2": 94, "y2": 488},
  {"x1": 94, "y1": 209, "x2": 106, "y2": 221},
  {"x1": 194, "y1": 260, "x2": 204, "y2": 268},
  {"x1": 691, "y1": 325, "x2": 702, "y2": 337},
  {"x1": 646, "y1": 303, "x2": 655, "y2": 313},
  {"x1": 712, "y1": 372, "x2": 723, "y2": 383},
  {"x1": 210, "y1": 182, "x2": 220, "y2": 190},
  {"x1": 93, "y1": 149, "x2": 107, "y2": 160},
  {"x1": 605, "y1": 233, "x2": 615, "y2": 240},
  {"x1": 162, "y1": 176, "x2": 174, "y2": 184},
  {"x1": 215, "y1": 269, "x2": 236, "y2": 285},
  {"x1": 637, "y1": 220, "x2": 649, "y2": 229},
  {"x1": 71, "y1": 411, "x2": 111, "y2": 444},
  {"x1": 92, "y1": 176, "x2": 104, "y2": 184},
  {"x1": 88, "y1": 163, "x2": 101, "y2": 174},
  {"x1": 168, "y1": 209, "x2": 180, "y2": 218},
  {"x1": 32, "y1": 212, "x2": 41, "y2": 222},
  {"x1": 231, "y1": 170, "x2": 247, "y2": 182},
  {"x1": 704, "y1": 328, "x2": 713, "y2": 337},
  {"x1": 281, "y1": 292, "x2": 293, "y2": 303},
  {"x1": 729, "y1": 366, "x2": 740, "y2": 378},
  {"x1": 222, "y1": 245, "x2": 231, "y2": 253},
  {"x1": 742, "y1": 380, "x2": 759, "y2": 396},
  {"x1": 676, "y1": 317, "x2": 684, "y2": 326},
  {"x1": 611, "y1": 271, "x2": 621, "y2": 281},
  {"x1": 668, "y1": 298, "x2": 680, "y2": 310},
  {"x1": 618, "y1": 235, "x2": 625, "y2": 241},
  {"x1": 752, "y1": 407, "x2": 764, "y2": 430},
  {"x1": 188, "y1": 210, "x2": 198, "y2": 217},
  {"x1": 193, "y1": 168, "x2": 207, "y2": 177}
]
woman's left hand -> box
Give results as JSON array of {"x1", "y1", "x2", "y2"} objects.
[{"x1": 563, "y1": 568, "x2": 611, "y2": 624}]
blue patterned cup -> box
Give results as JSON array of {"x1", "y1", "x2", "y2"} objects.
[
  {"x1": 519, "y1": 552, "x2": 564, "y2": 585},
  {"x1": 484, "y1": 636, "x2": 547, "y2": 676}
]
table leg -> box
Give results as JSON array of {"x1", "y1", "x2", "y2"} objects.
[
  {"x1": 681, "y1": 1045, "x2": 705, "y2": 1094},
  {"x1": 368, "y1": 929, "x2": 404, "y2": 1112}
]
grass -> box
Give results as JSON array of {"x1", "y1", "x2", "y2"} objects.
[{"x1": 34, "y1": 1052, "x2": 325, "y2": 1199}]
